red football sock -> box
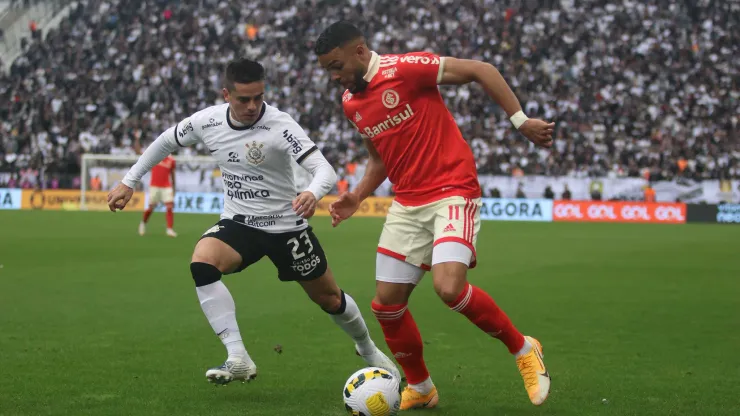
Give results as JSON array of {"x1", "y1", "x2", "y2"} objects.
[
  {"x1": 165, "y1": 205, "x2": 174, "y2": 228},
  {"x1": 371, "y1": 302, "x2": 430, "y2": 384},
  {"x1": 142, "y1": 208, "x2": 153, "y2": 223},
  {"x1": 447, "y1": 284, "x2": 525, "y2": 354}
]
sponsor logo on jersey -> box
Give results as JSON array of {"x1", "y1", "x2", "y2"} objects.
[
  {"x1": 243, "y1": 214, "x2": 283, "y2": 228},
  {"x1": 178, "y1": 121, "x2": 194, "y2": 139},
  {"x1": 226, "y1": 188, "x2": 271, "y2": 201},
  {"x1": 379, "y1": 56, "x2": 399, "y2": 66},
  {"x1": 227, "y1": 152, "x2": 240, "y2": 163},
  {"x1": 248, "y1": 124, "x2": 271, "y2": 131},
  {"x1": 282, "y1": 130, "x2": 303, "y2": 154},
  {"x1": 202, "y1": 117, "x2": 224, "y2": 130},
  {"x1": 361, "y1": 103, "x2": 415, "y2": 139},
  {"x1": 245, "y1": 141, "x2": 266, "y2": 165},
  {"x1": 400, "y1": 55, "x2": 440, "y2": 65},
  {"x1": 222, "y1": 173, "x2": 264, "y2": 182},
  {"x1": 354, "y1": 112, "x2": 362, "y2": 122},
  {"x1": 381, "y1": 89, "x2": 400, "y2": 109},
  {"x1": 381, "y1": 67, "x2": 397, "y2": 78}
]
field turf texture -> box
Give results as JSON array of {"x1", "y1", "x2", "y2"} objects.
[{"x1": 0, "y1": 210, "x2": 738, "y2": 416}]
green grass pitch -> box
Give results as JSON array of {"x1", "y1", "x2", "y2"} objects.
[{"x1": 0, "y1": 210, "x2": 738, "y2": 415}]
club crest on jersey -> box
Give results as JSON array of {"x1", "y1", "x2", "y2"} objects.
[
  {"x1": 381, "y1": 89, "x2": 400, "y2": 109},
  {"x1": 245, "y1": 141, "x2": 266, "y2": 165}
]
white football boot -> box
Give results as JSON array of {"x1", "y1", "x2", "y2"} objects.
[
  {"x1": 205, "y1": 358, "x2": 257, "y2": 385},
  {"x1": 357, "y1": 346, "x2": 402, "y2": 382},
  {"x1": 166, "y1": 228, "x2": 178, "y2": 238},
  {"x1": 138, "y1": 222, "x2": 146, "y2": 236}
]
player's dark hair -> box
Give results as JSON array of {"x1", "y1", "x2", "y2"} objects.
[
  {"x1": 224, "y1": 58, "x2": 265, "y2": 90},
  {"x1": 314, "y1": 21, "x2": 365, "y2": 56}
]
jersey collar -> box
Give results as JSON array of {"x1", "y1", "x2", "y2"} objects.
[
  {"x1": 227, "y1": 103, "x2": 266, "y2": 131},
  {"x1": 363, "y1": 51, "x2": 380, "y2": 82}
]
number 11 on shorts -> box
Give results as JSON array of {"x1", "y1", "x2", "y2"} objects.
[{"x1": 449, "y1": 205, "x2": 460, "y2": 220}]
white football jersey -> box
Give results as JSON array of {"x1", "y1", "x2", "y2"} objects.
[{"x1": 174, "y1": 102, "x2": 320, "y2": 233}]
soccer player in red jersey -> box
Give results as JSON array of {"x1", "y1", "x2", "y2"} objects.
[
  {"x1": 315, "y1": 22, "x2": 554, "y2": 409},
  {"x1": 135, "y1": 135, "x2": 177, "y2": 237}
]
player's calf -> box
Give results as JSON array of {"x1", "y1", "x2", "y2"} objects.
[
  {"x1": 298, "y1": 270, "x2": 400, "y2": 380},
  {"x1": 191, "y1": 239, "x2": 257, "y2": 383},
  {"x1": 432, "y1": 243, "x2": 526, "y2": 354}
]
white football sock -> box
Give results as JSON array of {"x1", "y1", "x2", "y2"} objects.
[
  {"x1": 196, "y1": 281, "x2": 253, "y2": 363},
  {"x1": 330, "y1": 292, "x2": 377, "y2": 356},
  {"x1": 515, "y1": 337, "x2": 533, "y2": 358},
  {"x1": 409, "y1": 377, "x2": 435, "y2": 395}
]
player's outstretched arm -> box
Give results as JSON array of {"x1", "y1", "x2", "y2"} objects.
[
  {"x1": 438, "y1": 57, "x2": 554, "y2": 148},
  {"x1": 108, "y1": 122, "x2": 197, "y2": 211},
  {"x1": 293, "y1": 151, "x2": 338, "y2": 219},
  {"x1": 328, "y1": 139, "x2": 387, "y2": 227}
]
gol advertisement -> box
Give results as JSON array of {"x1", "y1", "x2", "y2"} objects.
[
  {"x1": 21, "y1": 189, "x2": 146, "y2": 211},
  {"x1": 314, "y1": 195, "x2": 395, "y2": 218},
  {"x1": 553, "y1": 201, "x2": 687, "y2": 224}
]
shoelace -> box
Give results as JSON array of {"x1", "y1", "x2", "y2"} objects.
[{"x1": 516, "y1": 357, "x2": 539, "y2": 389}]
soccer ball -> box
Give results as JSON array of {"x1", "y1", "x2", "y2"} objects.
[{"x1": 343, "y1": 367, "x2": 401, "y2": 416}]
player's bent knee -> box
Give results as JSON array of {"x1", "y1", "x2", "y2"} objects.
[
  {"x1": 190, "y1": 262, "x2": 222, "y2": 287},
  {"x1": 319, "y1": 290, "x2": 346, "y2": 315},
  {"x1": 432, "y1": 263, "x2": 469, "y2": 303},
  {"x1": 434, "y1": 282, "x2": 467, "y2": 304}
]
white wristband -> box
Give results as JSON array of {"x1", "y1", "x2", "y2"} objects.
[{"x1": 510, "y1": 110, "x2": 529, "y2": 130}]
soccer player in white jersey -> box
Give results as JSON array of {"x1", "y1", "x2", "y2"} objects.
[{"x1": 107, "y1": 58, "x2": 399, "y2": 385}]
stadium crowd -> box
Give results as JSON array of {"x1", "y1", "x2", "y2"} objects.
[{"x1": 0, "y1": 0, "x2": 738, "y2": 190}]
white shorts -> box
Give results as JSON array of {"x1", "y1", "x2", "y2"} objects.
[
  {"x1": 377, "y1": 196, "x2": 482, "y2": 272},
  {"x1": 148, "y1": 186, "x2": 174, "y2": 205}
]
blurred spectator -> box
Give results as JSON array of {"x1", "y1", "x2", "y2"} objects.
[
  {"x1": 644, "y1": 185, "x2": 657, "y2": 202},
  {"x1": 562, "y1": 185, "x2": 572, "y2": 200},
  {"x1": 543, "y1": 186, "x2": 554, "y2": 200}
]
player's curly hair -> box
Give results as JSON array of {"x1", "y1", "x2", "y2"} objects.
[
  {"x1": 314, "y1": 21, "x2": 365, "y2": 56},
  {"x1": 224, "y1": 58, "x2": 264, "y2": 90}
]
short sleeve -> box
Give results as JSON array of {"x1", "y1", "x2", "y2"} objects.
[
  {"x1": 396, "y1": 52, "x2": 446, "y2": 90},
  {"x1": 280, "y1": 119, "x2": 319, "y2": 165},
  {"x1": 173, "y1": 115, "x2": 201, "y2": 147}
]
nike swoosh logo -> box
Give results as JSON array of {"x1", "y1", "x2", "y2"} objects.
[
  {"x1": 534, "y1": 348, "x2": 549, "y2": 379},
  {"x1": 300, "y1": 266, "x2": 317, "y2": 277},
  {"x1": 208, "y1": 148, "x2": 219, "y2": 153}
]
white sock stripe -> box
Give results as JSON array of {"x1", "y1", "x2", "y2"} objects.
[
  {"x1": 451, "y1": 284, "x2": 473, "y2": 311},
  {"x1": 372, "y1": 307, "x2": 408, "y2": 319},
  {"x1": 372, "y1": 308, "x2": 407, "y2": 318}
]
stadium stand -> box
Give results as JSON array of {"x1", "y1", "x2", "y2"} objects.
[{"x1": 0, "y1": 0, "x2": 738, "y2": 191}]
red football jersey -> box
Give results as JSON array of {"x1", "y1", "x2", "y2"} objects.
[
  {"x1": 342, "y1": 52, "x2": 481, "y2": 206},
  {"x1": 150, "y1": 155, "x2": 175, "y2": 187}
]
